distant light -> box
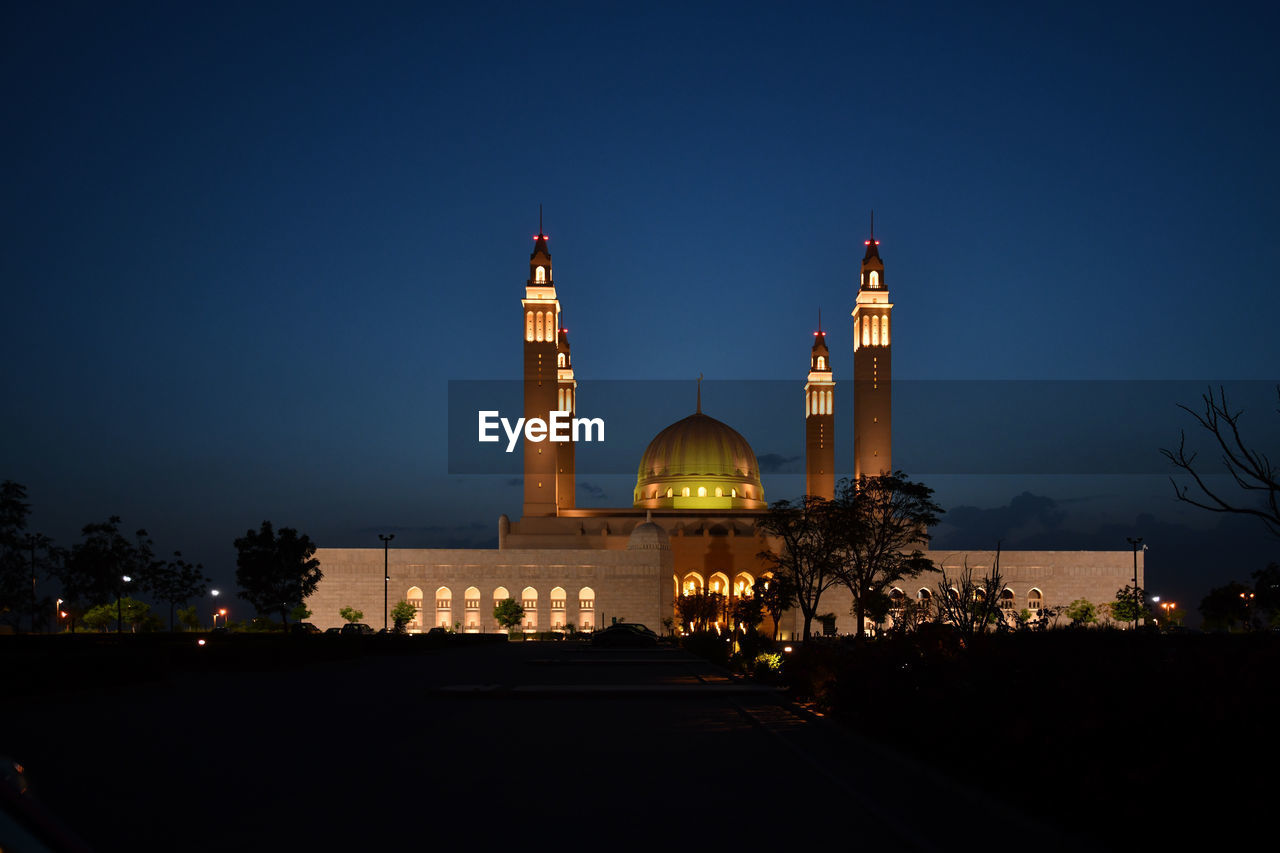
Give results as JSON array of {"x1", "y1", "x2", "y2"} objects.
[
  {"x1": 218, "y1": 609, "x2": 227, "y2": 616},
  {"x1": 874, "y1": 240, "x2": 880, "y2": 245},
  {"x1": 122, "y1": 575, "x2": 132, "y2": 583},
  {"x1": 783, "y1": 645, "x2": 793, "y2": 653},
  {"x1": 197, "y1": 639, "x2": 206, "y2": 646},
  {"x1": 211, "y1": 590, "x2": 220, "y2": 597},
  {"x1": 1151, "y1": 596, "x2": 1160, "y2": 603},
  {"x1": 864, "y1": 240, "x2": 870, "y2": 245},
  {"x1": 59, "y1": 611, "x2": 67, "y2": 618}
]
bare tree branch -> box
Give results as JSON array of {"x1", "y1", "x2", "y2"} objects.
[{"x1": 1161, "y1": 385, "x2": 1280, "y2": 538}]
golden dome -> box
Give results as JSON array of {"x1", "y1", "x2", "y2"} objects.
[{"x1": 633, "y1": 412, "x2": 766, "y2": 510}]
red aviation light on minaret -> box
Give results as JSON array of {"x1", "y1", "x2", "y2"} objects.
[{"x1": 864, "y1": 240, "x2": 871, "y2": 245}]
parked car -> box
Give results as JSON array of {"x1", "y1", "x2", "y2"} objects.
[
  {"x1": 341, "y1": 623, "x2": 374, "y2": 636},
  {"x1": 324, "y1": 627, "x2": 342, "y2": 635},
  {"x1": 290, "y1": 622, "x2": 321, "y2": 635},
  {"x1": 591, "y1": 623, "x2": 658, "y2": 648}
]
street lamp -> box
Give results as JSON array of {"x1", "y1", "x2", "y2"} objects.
[
  {"x1": 1160, "y1": 601, "x2": 1177, "y2": 627},
  {"x1": 379, "y1": 534, "x2": 395, "y2": 632},
  {"x1": 211, "y1": 589, "x2": 220, "y2": 630},
  {"x1": 1126, "y1": 537, "x2": 1143, "y2": 630}
]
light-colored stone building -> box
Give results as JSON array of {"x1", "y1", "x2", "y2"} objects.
[{"x1": 307, "y1": 222, "x2": 1142, "y2": 634}]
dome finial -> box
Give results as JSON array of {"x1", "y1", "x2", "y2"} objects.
[{"x1": 696, "y1": 373, "x2": 703, "y2": 414}]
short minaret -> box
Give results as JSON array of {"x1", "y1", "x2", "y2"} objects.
[
  {"x1": 805, "y1": 314, "x2": 835, "y2": 500},
  {"x1": 851, "y1": 214, "x2": 892, "y2": 480},
  {"x1": 522, "y1": 208, "x2": 560, "y2": 517},
  {"x1": 556, "y1": 321, "x2": 576, "y2": 511}
]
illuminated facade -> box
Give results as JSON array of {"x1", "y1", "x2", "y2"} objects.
[{"x1": 306, "y1": 221, "x2": 1142, "y2": 635}]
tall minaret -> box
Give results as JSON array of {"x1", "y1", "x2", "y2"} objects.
[
  {"x1": 805, "y1": 314, "x2": 835, "y2": 500},
  {"x1": 852, "y1": 214, "x2": 892, "y2": 480},
  {"x1": 555, "y1": 320, "x2": 576, "y2": 511},
  {"x1": 522, "y1": 208, "x2": 560, "y2": 517}
]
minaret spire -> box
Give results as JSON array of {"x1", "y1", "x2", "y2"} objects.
[
  {"x1": 539, "y1": 203, "x2": 543, "y2": 237},
  {"x1": 818, "y1": 308, "x2": 822, "y2": 334},
  {"x1": 870, "y1": 209, "x2": 874, "y2": 241},
  {"x1": 696, "y1": 374, "x2": 703, "y2": 414}
]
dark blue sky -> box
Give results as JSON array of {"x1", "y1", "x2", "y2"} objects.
[{"x1": 3, "y1": 1, "x2": 1278, "y2": 617}]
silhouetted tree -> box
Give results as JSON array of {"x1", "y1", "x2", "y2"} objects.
[
  {"x1": 1163, "y1": 385, "x2": 1280, "y2": 538},
  {"x1": 61, "y1": 517, "x2": 154, "y2": 631},
  {"x1": 932, "y1": 559, "x2": 1005, "y2": 640},
  {"x1": 755, "y1": 572, "x2": 796, "y2": 641},
  {"x1": 144, "y1": 551, "x2": 210, "y2": 631},
  {"x1": 757, "y1": 495, "x2": 841, "y2": 641},
  {"x1": 829, "y1": 473, "x2": 943, "y2": 641},
  {"x1": 1199, "y1": 581, "x2": 1254, "y2": 630},
  {"x1": 0, "y1": 482, "x2": 59, "y2": 631},
  {"x1": 1252, "y1": 562, "x2": 1280, "y2": 627},
  {"x1": 675, "y1": 591, "x2": 723, "y2": 633},
  {"x1": 233, "y1": 521, "x2": 320, "y2": 627}
]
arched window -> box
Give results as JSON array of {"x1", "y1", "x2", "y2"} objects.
[
  {"x1": 666, "y1": 487, "x2": 673, "y2": 498},
  {"x1": 682, "y1": 487, "x2": 690, "y2": 497},
  {"x1": 872, "y1": 317, "x2": 879, "y2": 346},
  {"x1": 734, "y1": 572, "x2": 755, "y2": 598},
  {"x1": 406, "y1": 586, "x2": 423, "y2": 633},
  {"x1": 1000, "y1": 589, "x2": 1015, "y2": 611},
  {"x1": 521, "y1": 586, "x2": 538, "y2": 630},
  {"x1": 435, "y1": 586, "x2": 452, "y2": 629},
  {"x1": 558, "y1": 389, "x2": 564, "y2": 410},
  {"x1": 535, "y1": 265, "x2": 546, "y2": 283},
  {"x1": 1028, "y1": 589, "x2": 1043, "y2": 611},
  {"x1": 557, "y1": 352, "x2": 565, "y2": 368},
  {"x1": 697, "y1": 486, "x2": 707, "y2": 497},
  {"x1": 535, "y1": 311, "x2": 544, "y2": 342},
  {"x1": 810, "y1": 392, "x2": 817, "y2": 416},
  {"x1": 493, "y1": 586, "x2": 510, "y2": 631},
  {"x1": 550, "y1": 586, "x2": 567, "y2": 630},
  {"x1": 882, "y1": 315, "x2": 889, "y2": 345},
  {"x1": 464, "y1": 587, "x2": 481, "y2": 632},
  {"x1": 567, "y1": 389, "x2": 573, "y2": 413},
  {"x1": 682, "y1": 573, "x2": 705, "y2": 595},
  {"x1": 579, "y1": 587, "x2": 595, "y2": 631},
  {"x1": 825, "y1": 389, "x2": 832, "y2": 415},
  {"x1": 817, "y1": 355, "x2": 826, "y2": 370},
  {"x1": 731, "y1": 488, "x2": 737, "y2": 497},
  {"x1": 870, "y1": 270, "x2": 879, "y2": 288},
  {"x1": 862, "y1": 316, "x2": 870, "y2": 346},
  {"x1": 714, "y1": 487, "x2": 723, "y2": 497},
  {"x1": 526, "y1": 311, "x2": 534, "y2": 342},
  {"x1": 544, "y1": 312, "x2": 554, "y2": 341}
]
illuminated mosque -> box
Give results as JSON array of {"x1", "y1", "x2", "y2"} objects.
[{"x1": 305, "y1": 222, "x2": 1141, "y2": 635}]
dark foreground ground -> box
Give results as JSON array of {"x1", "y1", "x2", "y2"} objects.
[{"x1": 3, "y1": 632, "x2": 1272, "y2": 851}]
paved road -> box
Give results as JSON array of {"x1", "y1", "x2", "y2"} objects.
[{"x1": 3, "y1": 641, "x2": 1051, "y2": 851}]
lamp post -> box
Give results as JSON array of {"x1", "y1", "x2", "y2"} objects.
[
  {"x1": 55, "y1": 598, "x2": 63, "y2": 631},
  {"x1": 1126, "y1": 537, "x2": 1143, "y2": 630},
  {"x1": 379, "y1": 534, "x2": 395, "y2": 631}
]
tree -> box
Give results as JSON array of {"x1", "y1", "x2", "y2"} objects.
[
  {"x1": 829, "y1": 473, "x2": 943, "y2": 641},
  {"x1": 493, "y1": 597, "x2": 524, "y2": 631},
  {"x1": 61, "y1": 517, "x2": 154, "y2": 633},
  {"x1": 144, "y1": 551, "x2": 210, "y2": 631},
  {"x1": 82, "y1": 597, "x2": 151, "y2": 633},
  {"x1": 1065, "y1": 598, "x2": 1098, "y2": 627},
  {"x1": 289, "y1": 604, "x2": 312, "y2": 622},
  {"x1": 1108, "y1": 585, "x2": 1149, "y2": 627},
  {"x1": 0, "y1": 482, "x2": 31, "y2": 629},
  {"x1": 1199, "y1": 581, "x2": 1253, "y2": 631},
  {"x1": 1252, "y1": 562, "x2": 1280, "y2": 627},
  {"x1": 390, "y1": 599, "x2": 416, "y2": 633},
  {"x1": 932, "y1": 560, "x2": 1006, "y2": 640},
  {"x1": 233, "y1": 521, "x2": 321, "y2": 626},
  {"x1": 757, "y1": 495, "x2": 842, "y2": 641},
  {"x1": 1162, "y1": 385, "x2": 1280, "y2": 538},
  {"x1": 755, "y1": 572, "x2": 796, "y2": 641},
  {"x1": 177, "y1": 604, "x2": 201, "y2": 632},
  {"x1": 339, "y1": 606, "x2": 363, "y2": 624},
  {"x1": 729, "y1": 594, "x2": 764, "y2": 636},
  {"x1": 675, "y1": 591, "x2": 722, "y2": 633}
]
